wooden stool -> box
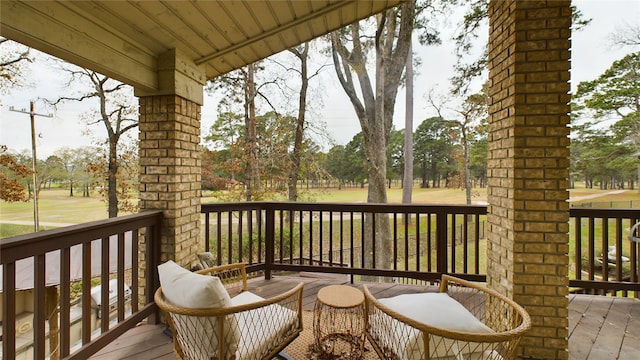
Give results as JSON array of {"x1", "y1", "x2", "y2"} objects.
[{"x1": 312, "y1": 285, "x2": 365, "y2": 359}]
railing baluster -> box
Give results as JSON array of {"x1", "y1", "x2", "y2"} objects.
[
  {"x1": 131, "y1": 231, "x2": 139, "y2": 313},
  {"x1": 248, "y1": 210, "x2": 254, "y2": 264},
  {"x1": 372, "y1": 212, "x2": 376, "y2": 269},
  {"x1": 34, "y1": 253, "x2": 46, "y2": 359},
  {"x1": 228, "y1": 210, "x2": 233, "y2": 264},
  {"x1": 575, "y1": 216, "x2": 582, "y2": 281},
  {"x1": 238, "y1": 210, "x2": 244, "y2": 263},
  {"x1": 474, "y1": 213, "x2": 480, "y2": 274},
  {"x1": 279, "y1": 209, "x2": 284, "y2": 263},
  {"x1": 404, "y1": 213, "x2": 409, "y2": 271},
  {"x1": 602, "y1": 218, "x2": 609, "y2": 293},
  {"x1": 436, "y1": 210, "x2": 448, "y2": 275},
  {"x1": 299, "y1": 210, "x2": 303, "y2": 265},
  {"x1": 265, "y1": 205, "x2": 274, "y2": 279},
  {"x1": 360, "y1": 211, "x2": 365, "y2": 270},
  {"x1": 451, "y1": 214, "x2": 457, "y2": 274},
  {"x1": 118, "y1": 232, "x2": 126, "y2": 322},
  {"x1": 289, "y1": 210, "x2": 294, "y2": 264},
  {"x1": 616, "y1": 218, "x2": 623, "y2": 288},
  {"x1": 427, "y1": 213, "x2": 432, "y2": 272},
  {"x1": 393, "y1": 213, "x2": 398, "y2": 270},
  {"x1": 82, "y1": 241, "x2": 92, "y2": 344},
  {"x1": 204, "y1": 212, "x2": 210, "y2": 253},
  {"x1": 463, "y1": 214, "x2": 469, "y2": 274},
  {"x1": 415, "y1": 213, "x2": 420, "y2": 272},
  {"x1": 258, "y1": 209, "x2": 263, "y2": 264},
  {"x1": 101, "y1": 237, "x2": 110, "y2": 331},
  {"x1": 329, "y1": 211, "x2": 334, "y2": 266},
  {"x1": 319, "y1": 211, "x2": 324, "y2": 266},
  {"x1": 217, "y1": 212, "x2": 222, "y2": 265},
  {"x1": 588, "y1": 217, "x2": 595, "y2": 283},
  {"x1": 350, "y1": 212, "x2": 355, "y2": 283},
  {"x1": 60, "y1": 247, "x2": 71, "y2": 357}
]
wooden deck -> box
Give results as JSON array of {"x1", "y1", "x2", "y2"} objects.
[{"x1": 90, "y1": 273, "x2": 640, "y2": 360}]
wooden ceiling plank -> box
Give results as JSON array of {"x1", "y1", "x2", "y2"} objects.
[
  {"x1": 126, "y1": 1, "x2": 204, "y2": 58},
  {"x1": 70, "y1": 0, "x2": 166, "y2": 54},
  {"x1": 161, "y1": 1, "x2": 226, "y2": 58},
  {"x1": 195, "y1": 0, "x2": 355, "y2": 66},
  {"x1": 0, "y1": 0, "x2": 157, "y2": 91}
]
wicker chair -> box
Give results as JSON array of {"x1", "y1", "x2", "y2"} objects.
[
  {"x1": 364, "y1": 275, "x2": 531, "y2": 360},
  {"x1": 155, "y1": 262, "x2": 304, "y2": 360}
]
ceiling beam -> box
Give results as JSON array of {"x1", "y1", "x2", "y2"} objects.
[{"x1": 0, "y1": 0, "x2": 159, "y2": 92}]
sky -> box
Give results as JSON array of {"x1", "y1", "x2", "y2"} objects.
[{"x1": 1, "y1": 0, "x2": 639, "y2": 159}]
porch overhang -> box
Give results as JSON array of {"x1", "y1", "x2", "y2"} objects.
[{"x1": 0, "y1": 0, "x2": 404, "y2": 97}]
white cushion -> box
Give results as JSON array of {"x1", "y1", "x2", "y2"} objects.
[
  {"x1": 372, "y1": 292, "x2": 495, "y2": 360},
  {"x1": 378, "y1": 292, "x2": 493, "y2": 333},
  {"x1": 158, "y1": 260, "x2": 231, "y2": 308},
  {"x1": 157, "y1": 260, "x2": 239, "y2": 360},
  {"x1": 230, "y1": 291, "x2": 300, "y2": 359}
]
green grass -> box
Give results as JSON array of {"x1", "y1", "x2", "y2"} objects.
[
  {"x1": 1, "y1": 188, "x2": 114, "y2": 238},
  {"x1": 3, "y1": 184, "x2": 639, "y2": 240}
]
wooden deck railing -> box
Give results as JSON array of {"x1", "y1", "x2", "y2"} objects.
[
  {"x1": 570, "y1": 208, "x2": 640, "y2": 296},
  {"x1": 1, "y1": 203, "x2": 637, "y2": 359},
  {"x1": 202, "y1": 202, "x2": 640, "y2": 296},
  {"x1": 0, "y1": 210, "x2": 163, "y2": 360}
]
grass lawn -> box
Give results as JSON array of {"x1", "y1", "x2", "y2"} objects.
[{"x1": 2, "y1": 184, "x2": 639, "y2": 239}]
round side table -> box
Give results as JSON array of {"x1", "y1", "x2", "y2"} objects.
[{"x1": 312, "y1": 285, "x2": 365, "y2": 359}]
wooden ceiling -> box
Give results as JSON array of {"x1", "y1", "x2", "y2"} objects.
[{"x1": 0, "y1": 0, "x2": 404, "y2": 93}]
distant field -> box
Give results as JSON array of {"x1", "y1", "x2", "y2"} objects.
[{"x1": 2, "y1": 185, "x2": 639, "y2": 238}]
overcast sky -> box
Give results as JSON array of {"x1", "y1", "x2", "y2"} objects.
[{"x1": 1, "y1": 0, "x2": 639, "y2": 158}]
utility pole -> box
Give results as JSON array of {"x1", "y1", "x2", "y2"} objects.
[{"x1": 9, "y1": 101, "x2": 53, "y2": 231}]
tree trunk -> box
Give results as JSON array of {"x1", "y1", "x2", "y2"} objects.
[
  {"x1": 245, "y1": 64, "x2": 259, "y2": 201},
  {"x1": 107, "y1": 139, "x2": 118, "y2": 217},
  {"x1": 402, "y1": 42, "x2": 414, "y2": 209},
  {"x1": 288, "y1": 43, "x2": 309, "y2": 203},
  {"x1": 462, "y1": 129, "x2": 472, "y2": 205},
  {"x1": 330, "y1": 2, "x2": 414, "y2": 272}
]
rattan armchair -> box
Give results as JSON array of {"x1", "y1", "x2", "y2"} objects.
[
  {"x1": 364, "y1": 275, "x2": 531, "y2": 360},
  {"x1": 155, "y1": 262, "x2": 304, "y2": 360}
]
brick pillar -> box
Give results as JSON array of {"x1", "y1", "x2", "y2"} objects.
[
  {"x1": 135, "y1": 49, "x2": 205, "y2": 294},
  {"x1": 487, "y1": 1, "x2": 571, "y2": 359},
  {"x1": 138, "y1": 95, "x2": 202, "y2": 267}
]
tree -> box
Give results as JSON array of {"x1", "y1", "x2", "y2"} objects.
[
  {"x1": 0, "y1": 146, "x2": 32, "y2": 202},
  {"x1": 402, "y1": 42, "x2": 414, "y2": 204},
  {"x1": 388, "y1": 128, "x2": 405, "y2": 187},
  {"x1": 450, "y1": 1, "x2": 590, "y2": 95},
  {"x1": 86, "y1": 143, "x2": 139, "y2": 214},
  {"x1": 207, "y1": 62, "x2": 281, "y2": 201},
  {"x1": 326, "y1": 145, "x2": 348, "y2": 188},
  {"x1": 50, "y1": 65, "x2": 138, "y2": 217},
  {"x1": 610, "y1": 24, "x2": 640, "y2": 47},
  {"x1": 343, "y1": 133, "x2": 369, "y2": 188},
  {"x1": 330, "y1": 1, "x2": 416, "y2": 270},
  {"x1": 573, "y1": 52, "x2": 640, "y2": 190},
  {"x1": 413, "y1": 117, "x2": 455, "y2": 188},
  {"x1": 287, "y1": 43, "x2": 310, "y2": 202},
  {"x1": 0, "y1": 37, "x2": 32, "y2": 95},
  {"x1": 53, "y1": 147, "x2": 85, "y2": 196},
  {"x1": 428, "y1": 87, "x2": 488, "y2": 203}
]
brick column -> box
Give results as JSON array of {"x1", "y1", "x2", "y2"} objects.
[
  {"x1": 138, "y1": 95, "x2": 202, "y2": 266},
  {"x1": 487, "y1": 1, "x2": 571, "y2": 359},
  {"x1": 135, "y1": 49, "x2": 206, "y2": 301}
]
